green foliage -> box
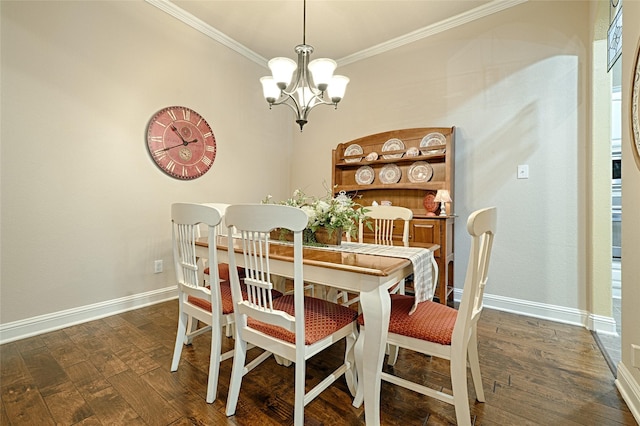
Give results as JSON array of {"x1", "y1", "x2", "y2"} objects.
[{"x1": 263, "y1": 184, "x2": 369, "y2": 239}]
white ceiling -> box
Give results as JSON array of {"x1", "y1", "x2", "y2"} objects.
[{"x1": 162, "y1": 0, "x2": 524, "y2": 64}]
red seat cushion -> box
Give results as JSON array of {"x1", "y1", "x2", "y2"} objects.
[
  {"x1": 358, "y1": 294, "x2": 457, "y2": 345},
  {"x1": 203, "y1": 263, "x2": 246, "y2": 281},
  {"x1": 188, "y1": 280, "x2": 283, "y2": 315},
  {"x1": 247, "y1": 296, "x2": 357, "y2": 345}
]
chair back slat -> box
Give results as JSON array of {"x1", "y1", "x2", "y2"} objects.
[{"x1": 359, "y1": 205, "x2": 413, "y2": 247}]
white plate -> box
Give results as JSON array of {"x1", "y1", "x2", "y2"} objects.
[
  {"x1": 379, "y1": 164, "x2": 401, "y2": 184},
  {"x1": 381, "y1": 138, "x2": 405, "y2": 159},
  {"x1": 344, "y1": 144, "x2": 363, "y2": 163},
  {"x1": 420, "y1": 133, "x2": 446, "y2": 155},
  {"x1": 365, "y1": 151, "x2": 379, "y2": 161},
  {"x1": 355, "y1": 166, "x2": 375, "y2": 185},
  {"x1": 406, "y1": 147, "x2": 420, "y2": 157},
  {"x1": 408, "y1": 161, "x2": 433, "y2": 183}
]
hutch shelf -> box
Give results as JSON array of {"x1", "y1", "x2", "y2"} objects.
[{"x1": 332, "y1": 127, "x2": 455, "y2": 305}]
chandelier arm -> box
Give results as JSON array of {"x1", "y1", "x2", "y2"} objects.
[{"x1": 270, "y1": 94, "x2": 304, "y2": 115}]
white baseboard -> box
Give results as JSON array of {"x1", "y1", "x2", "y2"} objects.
[
  {"x1": 616, "y1": 362, "x2": 640, "y2": 424},
  {"x1": 0, "y1": 287, "x2": 618, "y2": 344},
  {"x1": 0, "y1": 286, "x2": 178, "y2": 345},
  {"x1": 453, "y1": 289, "x2": 618, "y2": 334}
]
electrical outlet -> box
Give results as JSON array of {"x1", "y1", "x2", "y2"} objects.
[{"x1": 154, "y1": 260, "x2": 163, "y2": 274}]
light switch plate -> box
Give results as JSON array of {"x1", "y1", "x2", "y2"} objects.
[{"x1": 517, "y1": 164, "x2": 529, "y2": 179}]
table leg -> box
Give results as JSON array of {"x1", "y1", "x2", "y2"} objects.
[{"x1": 353, "y1": 284, "x2": 390, "y2": 426}]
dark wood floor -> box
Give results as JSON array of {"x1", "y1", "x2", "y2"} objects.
[{"x1": 1, "y1": 300, "x2": 636, "y2": 425}]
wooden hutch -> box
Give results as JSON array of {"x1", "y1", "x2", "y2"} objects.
[{"x1": 332, "y1": 127, "x2": 455, "y2": 305}]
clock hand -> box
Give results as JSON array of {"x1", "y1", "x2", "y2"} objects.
[
  {"x1": 158, "y1": 143, "x2": 185, "y2": 152},
  {"x1": 158, "y1": 139, "x2": 199, "y2": 152},
  {"x1": 170, "y1": 124, "x2": 190, "y2": 144}
]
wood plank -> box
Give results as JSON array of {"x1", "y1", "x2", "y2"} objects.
[
  {"x1": 108, "y1": 369, "x2": 181, "y2": 426},
  {"x1": 1, "y1": 381, "x2": 55, "y2": 426},
  {"x1": 1, "y1": 302, "x2": 634, "y2": 426},
  {"x1": 42, "y1": 381, "x2": 94, "y2": 424}
]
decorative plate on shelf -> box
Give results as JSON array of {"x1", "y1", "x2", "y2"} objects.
[
  {"x1": 379, "y1": 164, "x2": 402, "y2": 184},
  {"x1": 344, "y1": 144, "x2": 363, "y2": 163},
  {"x1": 381, "y1": 138, "x2": 405, "y2": 159},
  {"x1": 365, "y1": 151, "x2": 379, "y2": 161},
  {"x1": 355, "y1": 166, "x2": 375, "y2": 185},
  {"x1": 420, "y1": 133, "x2": 446, "y2": 155},
  {"x1": 406, "y1": 147, "x2": 420, "y2": 157},
  {"x1": 408, "y1": 161, "x2": 433, "y2": 183}
]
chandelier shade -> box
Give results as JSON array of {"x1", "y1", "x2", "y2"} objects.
[{"x1": 259, "y1": 0, "x2": 349, "y2": 131}]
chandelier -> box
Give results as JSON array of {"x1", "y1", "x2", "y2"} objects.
[{"x1": 259, "y1": 0, "x2": 349, "y2": 131}]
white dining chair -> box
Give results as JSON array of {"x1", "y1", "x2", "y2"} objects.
[
  {"x1": 340, "y1": 205, "x2": 413, "y2": 307},
  {"x1": 199, "y1": 203, "x2": 240, "y2": 337},
  {"x1": 224, "y1": 204, "x2": 358, "y2": 426},
  {"x1": 170, "y1": 202, "x2": 232, "y2": 403},
  {"x1": 354, "y1": 206, "x2": 497, "y2": 426},
  {"x1": 170, "y1": 202, "x2": 275, "y2": 403}
]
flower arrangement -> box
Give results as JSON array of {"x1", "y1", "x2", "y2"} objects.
[{"x1": 263, "y1": 185, "x2": 369, "y2": 245}]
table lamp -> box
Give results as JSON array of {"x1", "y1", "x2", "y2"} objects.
[{"x1": 434, "y1": 189, "x2": 452, "y2": 217}]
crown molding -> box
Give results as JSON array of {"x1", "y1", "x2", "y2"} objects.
[
  {"x1": 338, "y1": 0, "x2": 528, "y2": 66},
  {"x1": 145, "y1": 0, "x2": 267, "y2": 67},
  {"x1": 146, "y1": 0, "x2": 527, "y2": 69}
]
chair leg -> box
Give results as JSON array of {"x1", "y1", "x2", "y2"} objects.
[
  {"x1": 294, "y1": 356, "x2": 306, "y2": 426},
  {"x1": 171, "y1": 310, "x2": 188, "y2": 371},
  {"x1": 225, "y1": 336, "x2": 248, "y2": 416},
  {"x1": 224, "y1": 317, "x2": 234, "y2": 338},
  {"x1": 185, "y1": 315, "x2": 198, "y2": 345},
  {"x1": 450, "y1": 349, "x2": 472, "y2": 426},
  {"x1": 352, "y1": 329, "x2": 365, "y2": 408},
  {"x1": 344, "y1": 328, "x2": 358, "y2": 396},
  {"x1": 467, "y1": 329, "x2": 485, "y2": 402},
  {"x1": 206, "y1": 323, "x2": 223, "y2": 403},
  {"x1": 387, "y1": 343, "x2": 399, "y2": 366}
]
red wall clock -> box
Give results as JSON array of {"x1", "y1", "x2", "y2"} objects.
[{"x1": 146, "y1": 106, "x2": 216, "y2": 180}]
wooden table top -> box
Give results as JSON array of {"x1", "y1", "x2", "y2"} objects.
[{"x1": 196, "y1": 236, "x2": 439, "y2": 278}]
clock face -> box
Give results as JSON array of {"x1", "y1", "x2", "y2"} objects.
[{"x1": 146, "y1": 106, "x2": 216, "y2": 180}]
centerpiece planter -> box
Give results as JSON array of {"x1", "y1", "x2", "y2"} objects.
[
  {"x1": 269, "y1": 227, "x2": 343, "y2": 246},
  {"x1": 264, "y1": 187, "x2": 368, "y2": 247},
  {"x1": 313, "y1": 227, "x2": 342, "y2": 246}
]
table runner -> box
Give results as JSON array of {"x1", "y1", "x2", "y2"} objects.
[{"x1": 298, "y1": 241, "x2": 438, "y2": 314}]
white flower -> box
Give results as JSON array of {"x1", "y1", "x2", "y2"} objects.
[
  {"x1": 300, "y1": 205, "x2": 316, "y2": 225},
  {"x1": 263, "y1": 185, "x2": 369, "y2": 240}
]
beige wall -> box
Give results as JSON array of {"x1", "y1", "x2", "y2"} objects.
[
  {"x1": 292, "y1": 1, "x2": 589, "y2": 311},
  {"x1": 0, "y1": 1, "x2": 292, "y2": 323}
]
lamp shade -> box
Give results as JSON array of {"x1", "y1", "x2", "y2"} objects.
[
  {"x1": 434, "y1": 189, "x2": 452, "y2": 203},
  {"x1": 260, "y1": 76, "x2": 281, "y2": 103},
  {"x1": 268, "y1": 57, "x2": 297, "y2": 89},
  {"x1": 308, "y1": 58, "x2": 337, "y2": 92},
  {"x1": 327, "y1": 75, "x2": 350, "y2": 103}
]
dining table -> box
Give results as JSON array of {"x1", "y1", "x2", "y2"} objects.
[{"x1": 195, "y1": 235, "x2": 438, "y2": 426}]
